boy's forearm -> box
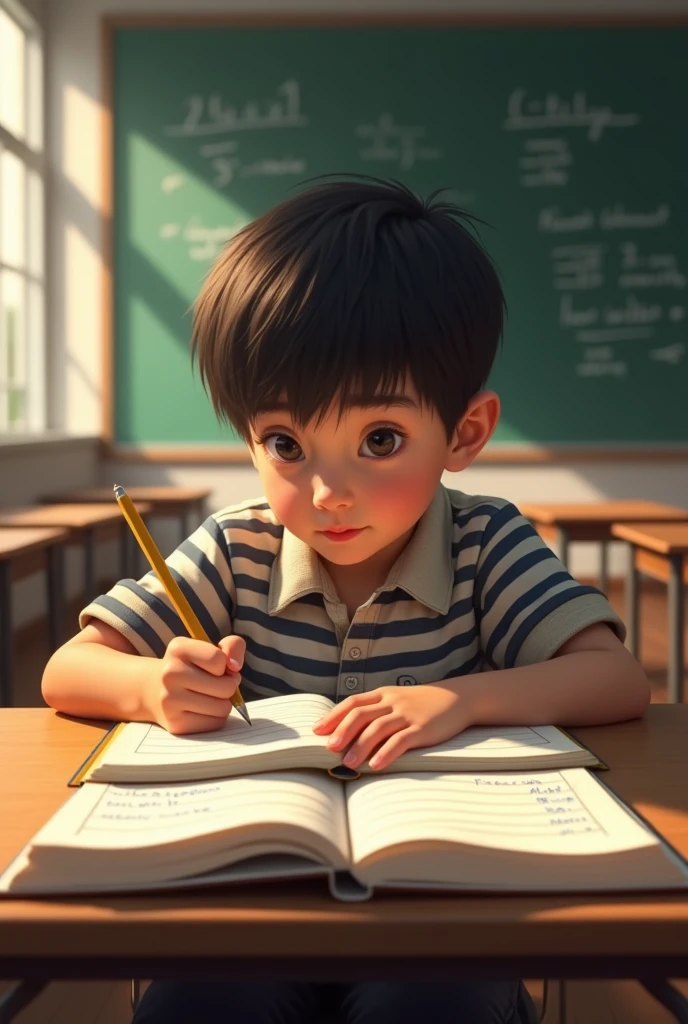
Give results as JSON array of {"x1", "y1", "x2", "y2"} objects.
[
  {"x1": 42, "y1": 643, "x2": 155, "y2": 722},
  {"x1": 450, "y1": 647, "x2": 650, "y2": 728}
]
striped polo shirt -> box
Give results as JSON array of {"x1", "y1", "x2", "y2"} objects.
[{"x1": 80, "y1": 483, "x2": 624, "y2": 703}]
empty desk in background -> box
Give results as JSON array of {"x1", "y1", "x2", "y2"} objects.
[
  {"x1": 0, "y1": 527, "x2": 69, "y2": 706},
  {"x1": 0, "y1": 504, "x2": 152, "y2": 601},
  {"x1": 611, "y1": 521, "x2": 688, "y2": 704},
  {"x1": 42, "y1": 487, "x2": 211, "y2": 545},
  {"x1": 519, "y1": 501, "x2": 688, "y2": 594}
]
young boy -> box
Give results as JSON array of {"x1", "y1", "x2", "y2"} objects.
[{"x1": 42, "y1": 175, "x2": 649, "y2": 1024}]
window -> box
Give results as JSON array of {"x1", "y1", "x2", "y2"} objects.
[{"x1": 0, "y1": 0, "x2": 44, "y2": 433}]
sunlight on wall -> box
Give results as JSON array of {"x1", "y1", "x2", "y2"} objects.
[
  {"x1": 63, "y1": 83, "x2": 102, "y2": 209},
  {"x1": 65, "y1": 221, "x2": 101, "y2": 430}
]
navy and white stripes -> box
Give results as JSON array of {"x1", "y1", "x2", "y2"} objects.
[{"x1": 80, "y1": 484, "x2": 624, "y2": 703}]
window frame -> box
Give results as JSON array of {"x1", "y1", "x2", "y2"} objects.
[{"x1": 0, "y1": 0, "x2": 46, "y2": 434}]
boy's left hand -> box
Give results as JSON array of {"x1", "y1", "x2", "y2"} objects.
[{"x1": 312, "y1": 683, "x2": 474, "y2": 771}]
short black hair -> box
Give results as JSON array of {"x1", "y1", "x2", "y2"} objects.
[{"x1": 191, "y1": 173, "x2": 505, "y2": 444}]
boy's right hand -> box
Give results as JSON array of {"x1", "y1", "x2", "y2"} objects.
[{"x1": 144, "y1": 635, "x2": 246, "y2": 735}]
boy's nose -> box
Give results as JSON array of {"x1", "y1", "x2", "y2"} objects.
[{"x1": 311, "y1": 474, "x2": 354, "y2": 509}]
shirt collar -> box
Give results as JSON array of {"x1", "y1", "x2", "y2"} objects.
[{"x1": 268, "y1": 483, "x2": 453, "y2": 616}]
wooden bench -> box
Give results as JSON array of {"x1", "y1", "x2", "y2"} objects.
[
  {"x1": 611, "y1": 522, "x2": 688, "y2": 704},
  {"x1": 0, "y1": 526, "x2": 69, "y2": 706},
  {"x1": 519, "y1": 501, "x2": 688, "y2": 594},
  {"x1": 0, "y1": 503, "x2": 152, "y2": 602}
]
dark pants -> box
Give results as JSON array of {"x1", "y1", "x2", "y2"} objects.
[{"x1": 132, "y1": 978, "x2": 537, "y2": 1023}]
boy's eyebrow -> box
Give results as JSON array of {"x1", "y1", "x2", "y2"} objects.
[{"x1": 262, "y1": 395, "x2": 419, "y2": 413}]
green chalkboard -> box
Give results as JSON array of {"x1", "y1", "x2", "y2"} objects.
[{"x1": 108, "y1": 18, "x2": 688, "y2": 456}]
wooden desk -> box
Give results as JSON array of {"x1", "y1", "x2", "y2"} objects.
[
  {"x1": 1, "y1": 706, "x2": 688, "y2": 998},
  {"x1": 42, "y1": 487, "x2": 211, "y2": 545},
  {"x1": 0, "y1": 503, "x2": 152, "y2": 599},
  {"x1": 0, "y1": 528, "x2": 69, "y2": 707},
  {"x1": 612, "y1": 522, "x2": 688, "y2": 704},
  {"x1": 519, "y1": 501, "x2": 688, "y2": 594}
]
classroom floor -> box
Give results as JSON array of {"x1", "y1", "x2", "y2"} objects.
[{"x1": 3, "y1": 576, "x2": 688, "y2": 1023}]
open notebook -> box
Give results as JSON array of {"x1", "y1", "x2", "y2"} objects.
[
  {"x1": 70, "y1": 693, "x2": 603, "y2": 786},
  {"x1": 2, "y1": 767, "x2": 687, "y2": 899}
]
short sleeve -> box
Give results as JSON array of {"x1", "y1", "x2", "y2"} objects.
[
  {"x1": 79, "y1": 515, "x2": 236, "y2": 657},
  {"x1": 473, "y1": 502, "x2": 625, "y2": 669}
]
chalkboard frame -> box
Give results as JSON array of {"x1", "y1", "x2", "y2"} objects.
[{"x1": 101, "y1": 12, "x2": 688, "y2": 464}]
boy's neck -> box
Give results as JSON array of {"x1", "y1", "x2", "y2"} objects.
[{"x1": 320, "y1": 522, "x2": 417, "y2": 605}]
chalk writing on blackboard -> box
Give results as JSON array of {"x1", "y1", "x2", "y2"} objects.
[
  {"x1": 157, "y1": 217, "x2": 249, "y2": 262},
  {"x1": 538, "y1": 205, "x2": 672, "y2": 234},
  {"x1": 356, "y1": 114, "x2": 442, "y2": 171},
  {"x1": 650, "y1": 343, "x2": 685, "y2": 365},
  {"x1": 161, "y1": 174, "x2": 186, "y2": 194},
  {"x1": 551, "y1": 244, "x2": 605, "y2": 291},
  {"x1": 165, "y1": 80, "x2": 308, "y2": 137},
  {"x1": 519, "y1": 138, "x2": 571, "y2": 188},
  {"x1": 600, "y1": 204, "x2": 670, "y2": 230},
  {"x1": 504, "y1": 89, "x2": 640, "y2": 142}
]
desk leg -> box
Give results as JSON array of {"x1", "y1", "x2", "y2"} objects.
[
  {"x1": 182, "y1": 511, "x2": 192, "y2": 543},
  {"x1": 625, "y1": 544, "x2": 639, "y2": 659},
  {"x1": 46, "y1": 544, "x2": 65, "y2": 652},
  {"x1": 668, "y1": 554, "x2": 685, "y2": 704},
  {"x1": 0, "y1": 979, "x2": 48, "y2": 1023},
  {"x1": 638, "y1": 979, "x2": 688, "y2": 1023},
  {"x1": 558, "y1": 528, "x2": 570, "y2": 570},
  {"x1": 120, "y1": 523, "x2": 130, "y2": 580},
  {"x1": 83, "y1": 528, "x2": 95, "y2": 601},
  {"x1": 0, "y1": 561, "x2": 11, "y2": 707},
  {"x1": 599, "y1": 542, "x2": 609, "y2": 595}
]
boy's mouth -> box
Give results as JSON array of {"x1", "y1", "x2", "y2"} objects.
[{"x1": 320, "y1": 527, "x2": 365, "y2": 541}]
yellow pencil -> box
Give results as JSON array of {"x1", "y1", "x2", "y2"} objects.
[{"x1": 113, "y1": 484, "x2": 251, "y2": 726}]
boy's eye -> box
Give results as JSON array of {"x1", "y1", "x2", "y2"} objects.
[
  {"x1": 263, "y1": 434, "x2": 303, "y2": 462},
  {"x1": 360, "y1": 429, "x2": 404, "y2": 458}
]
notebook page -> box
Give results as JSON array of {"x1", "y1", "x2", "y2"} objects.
[
  {"x1": 389, "y1": 725, "x2": 589, "y2": 767},
  {"x1": 346, "y1": 768, "x2": 658, "y2": 865},
  {"x1": 28, "y1": 770, "x2": 350, "y2": 859},
  {"x1": 96, "y1": 693, "x2": 335, "y2": 769}
]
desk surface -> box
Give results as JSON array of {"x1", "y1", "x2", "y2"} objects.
[
  {"x1": 0, "y1": 503, "x2": 153, "y2": 531},
  {"x1": 0, "y1": 526, "x2": 68, "y2": 559},
  {"x1": 612, "y1": 521, "x2": 688, "y2": 554},
  {"x1": 2, "y1": 707, "x2": 688, "y2": 966},
  {"x1": 519, "y1": 500, "x2": 688, "y2": 525}
]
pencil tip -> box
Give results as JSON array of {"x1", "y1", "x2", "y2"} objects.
[{"x1": 235, "y1": 703, "x2": 252, "y2": 726}]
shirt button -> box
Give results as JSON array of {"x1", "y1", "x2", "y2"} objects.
[
  {"x1": 349, "y1": 647, "x2": 361, "y2": 659},
  {"x1": 345, "y1": 676, "x2": 359, "y2": 690}
]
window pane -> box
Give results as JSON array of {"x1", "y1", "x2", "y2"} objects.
[
  {"x1": 26, "y1": 33, "x2": 43, "y2": 152},
  {"x1": 0, "y1": 148, "x2": 26, "y2": 268},
  {"x1": 0, "y1": 269, "x2": 27, "y2": 431},
  {"x1": 27, "y1": 168, "x2": 43, "y2": 277},
  {"x1": 0, "y1": 9, "x2": 26, "y2": 141}
]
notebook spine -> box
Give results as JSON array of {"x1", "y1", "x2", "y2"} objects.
[{"x1": 67, "y1": 721, "x2": 128, "y2": 787}]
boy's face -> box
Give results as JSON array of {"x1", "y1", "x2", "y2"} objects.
[{"x1": 247, "y1": 379, "x2": 482, "y2": 580}]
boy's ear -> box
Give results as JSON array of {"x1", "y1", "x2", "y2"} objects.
[{"x1": 445, "y1": 390, "x2": 500, "y2": 472}]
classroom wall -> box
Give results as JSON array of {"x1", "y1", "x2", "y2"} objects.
[{"x1": 5, "y1": 0, "x2": 688, "y2": 632}]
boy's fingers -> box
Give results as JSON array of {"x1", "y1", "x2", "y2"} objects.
[
  {"x1": 185, "y1": 666, "x2": 241, "y2": 699},
  {"x1": 218, "y1": 635, "x2": 246, "y2": 670},
  {"x1": 313, "y1": 692, "x2": 380, "y2": 732},
  {"x1": 168, "y1": 636, "x2": 227, "y2": 674}
]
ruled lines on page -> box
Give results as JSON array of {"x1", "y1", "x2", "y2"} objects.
[{"x1": 346, "y1": 769, "x2": 657, "y2": 863}]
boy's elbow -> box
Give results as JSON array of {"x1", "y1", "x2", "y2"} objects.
[
  {"x1": 41, "y1": 648, "x2": 64, "y2": 709},
  {"x1": 621, "y1": 651, "x2": 652, "y2": 720}
]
